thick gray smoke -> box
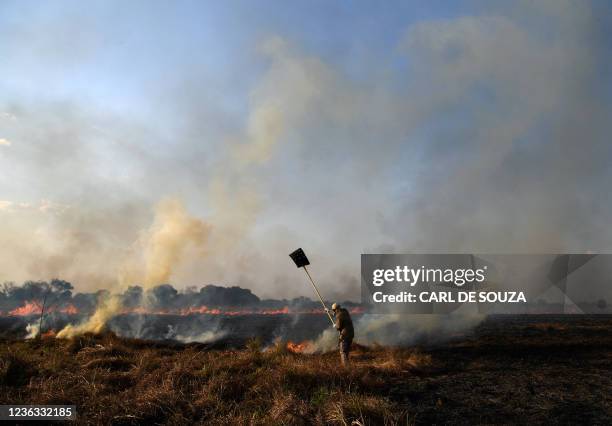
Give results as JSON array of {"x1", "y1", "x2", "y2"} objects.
[
  {"x1": 1, "y1": 1, "x2": 609, "y2": 301},
  {"x1": 1, "y1": 1, "x2": 610, "y2": 345}
]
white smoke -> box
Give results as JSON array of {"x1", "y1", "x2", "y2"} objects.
[
  {"x1": 306, "y1": 314, "x2": 484, "y2": 353},
  {"x1": 25, "y1": 322, "x2": 40, "y2": 339},
  {"x1": 174, "y1": 327, "x2": 228, "y2": 344}
]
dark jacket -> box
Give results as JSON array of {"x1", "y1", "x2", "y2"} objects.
[{"x1": 335, "y1": 308, "x2": 354, "y2": 340}]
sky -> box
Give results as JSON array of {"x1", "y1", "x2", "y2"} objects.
[{"x1": 0, "y1": 0, "x2": 611, "y2": 301}]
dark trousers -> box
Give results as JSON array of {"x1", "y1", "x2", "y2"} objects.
[
  {"x1": 339, "y1": 337, "x2": 352, "y2": 366},
  {"x1": 340, "y1": 337, "x2": 352, "y2": 354}
]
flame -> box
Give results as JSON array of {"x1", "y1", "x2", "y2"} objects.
[
  {"x1": 7, "y1": 301, "x2": 80, "y2": 316},
  {"x1": 3, "y1": 302, "x2": 363, "y2": 318},
  {"x1": 118, "y1": 306, "x2": 330, "y2": 316},
  {"x1": 261, "y1": 306, "x2": 290, "y2": 315},
  {"x1": 9, "y1": 301, "x2": 42, "y2": 316},
  {"x1": 59, "y1": 304, "x2": 78, "y2": 315},
  {"x1": 286, "y1": 340, "x2": 314, "y2": 354},
  {"x1": 42, "y1": 329, "x2": 56, "y2": 338},
  {"x1": 178, "y1": 306, "x2": 222, "y2": 315}
]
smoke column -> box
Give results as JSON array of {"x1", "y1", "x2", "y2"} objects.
[{"x1": 57, "y1": 199, "x2": 209, "y2": 337}]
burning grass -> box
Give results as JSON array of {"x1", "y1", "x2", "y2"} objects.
[{"x1": 0, "y1": 316, "x2": 611, "y2": 424}]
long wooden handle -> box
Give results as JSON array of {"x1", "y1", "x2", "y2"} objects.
[{"x1": 303, "y1": 266, "x2": 335, "y2": 326}]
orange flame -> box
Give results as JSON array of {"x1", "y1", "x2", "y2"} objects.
[
  {"x1": 42, "y1": 329, "x2": 56, "y2": 338},
  {"x1": 59, "y1": 304, "x2": 78, "y2": 315},
  {"x1": 286, "y1": 340, "x2": 314, "y2": 354},
  {"x1": 118, "y1": 305, "x2": 341, "y2": 316},
  {"x1": 9, "y1": 301, "x2": 42, "y2": 316},
  {"x1": 4, "y1": 300, "x2": 362, "y2": 318},
  {"x1": 7, "y1": 301, "x2": 80, "y2": 316}
]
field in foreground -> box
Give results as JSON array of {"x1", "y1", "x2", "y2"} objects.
[{"x1": 1, "y1": 316, "x2": 611, "y2": 425}]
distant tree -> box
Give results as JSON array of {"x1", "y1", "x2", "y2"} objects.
[
  {"x1": 597, "y1": 299, "x2": 607, "y2": 310},
  {"x1": 199, "y1": 284, "x2": 260, "y2": 306},
  {"x1": 122, "y1": 286, "x2": 143, "y2": 308},
  {"x1": 148, "y1": 284, "x2": 178, "y2": 308},
  {"x1": 1, "y1": 281, "x2": 17, "y2": 297},
  {"x1": 49, "y1": 279, "x2": 73, "y2": 296},
  {"x1": 0, "y1": 279, "x2": 73, "y2": 309}
]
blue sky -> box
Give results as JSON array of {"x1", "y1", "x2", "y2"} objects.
[
  {"x1": 0, "y1": 1, "x2": 472, "y2": 110},
  {"x1": 0, "y1": 1, "x2": 611, "y2": 300}
]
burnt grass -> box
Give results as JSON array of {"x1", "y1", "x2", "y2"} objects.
[{"x1": 0, "y1": 315, "x2": 611, "y2": 425}]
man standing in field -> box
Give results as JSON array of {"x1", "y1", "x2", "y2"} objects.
[{"x1": 330, "y1": 303, "x2": 354, "y2": 366}]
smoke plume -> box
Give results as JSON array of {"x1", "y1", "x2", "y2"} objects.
[
  {"x1": 1, "y1": 1, "x2": 611, "y2": 345},
  {"x1": 307, "y1": 314, "x2": 484, "y2": 353},
  {"x1": 57, "y1": 199, "x2": 209, "y2": 337}
]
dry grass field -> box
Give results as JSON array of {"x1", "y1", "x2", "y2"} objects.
[{"x1": 1, "y1": 316, "x2": 611, "y2": 425}]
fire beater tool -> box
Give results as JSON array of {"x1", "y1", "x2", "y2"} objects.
[{"x1": 289, "y1": 248, "x2": 335, "y2": 327}]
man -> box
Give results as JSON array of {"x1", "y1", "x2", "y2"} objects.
[{"x1": 329, "y1": 303, "x2": 354, "y2": 366}]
